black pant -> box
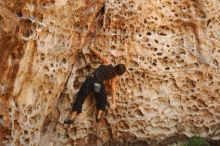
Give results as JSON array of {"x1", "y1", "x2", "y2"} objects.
[{"x1": 72, "y1": 75, "x2": 107, "y2": 112}]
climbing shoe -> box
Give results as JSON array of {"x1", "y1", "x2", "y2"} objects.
[{"x1": 64, "y1": 119, "x2": 74, "y2": 125}]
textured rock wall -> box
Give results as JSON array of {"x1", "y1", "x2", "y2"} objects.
[{"x1": 0, "y1": 0, "x2": 220, "y2": 146}]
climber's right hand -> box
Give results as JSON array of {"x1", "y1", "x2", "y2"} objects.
[{"x1": 110, "y1": 102, "x2": 116, "y2": 110}]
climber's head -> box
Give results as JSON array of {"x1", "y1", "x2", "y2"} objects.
[{"x1": 114, "y1": 64, "x2": 126, "y2": 76}]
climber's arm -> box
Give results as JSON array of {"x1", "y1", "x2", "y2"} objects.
[{"x1": 90, "y1": 48, "x2": 111, "y2": 65}]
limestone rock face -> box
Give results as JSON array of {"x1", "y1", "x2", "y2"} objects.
[{"x1": 0, "y1": 0, "x2": 220, "y2": 145}]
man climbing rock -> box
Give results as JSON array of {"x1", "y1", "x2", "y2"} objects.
[{"x1": 64, "y1": 48, "x2": 126, "y2": 124}]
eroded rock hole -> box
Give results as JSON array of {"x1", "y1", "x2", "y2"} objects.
[
  {"x1": 0, "y1": 115, "x2": 3, "y2": 125},
  {"x1": 23, "y1": 29, "x2": 33, "y2": 38},
  {"x1": 165, "y1": 67, "x2": 170, "y2": 70},
  {"x1": 73, "y1": 79, "x2": 81, "y2": 89},
  {"x1": 40, "y1": 53, "x2": 45, "y2": 61},
  {"x1": 27, "y1": 107, "x2": 32, "y2": 115},
  {"x1": 146, "y1": 32, "x2": 151, "y2": 35},
  {"x1": 213, "y1": 59, "x2": 219, "y2": 66},
  {"x1": 24, "y1": 130, "x2": 28, "y2": 135},
  {"x1": 25, "y1": 138, "x2": 29, "y2": 145},
  {"x1": 43, "y1": 66, "x2": 49, "y2": 72}
]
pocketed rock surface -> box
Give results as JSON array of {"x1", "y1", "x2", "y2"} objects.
[{"x1": 0, "y1": 0, "x2": 219, "y2": 145}]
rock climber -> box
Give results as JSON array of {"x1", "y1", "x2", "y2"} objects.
[{"x1": 64, "y1": 48, "x2": 126, "y2": 124}]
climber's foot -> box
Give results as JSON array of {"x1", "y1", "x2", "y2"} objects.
[
  {"x1": 96, "y1": 110, "x2": 103, "y2": 123},
  {"x1": 64, "y1": 111, "x2": 78, "y2": 125},
  {"x1": 64, "y1": 119, "x2": 74, "y2": 125}
]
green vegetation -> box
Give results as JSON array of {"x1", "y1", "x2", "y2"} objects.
[{"x1": 182, "y1": 137, "x2": 210, "y2": 146}]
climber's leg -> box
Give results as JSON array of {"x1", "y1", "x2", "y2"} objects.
[
  {"x1": 95, "y1": 83, "x2": 107, "y2": 121},
  {"x1": 64, "y1": 76, "x2": 93, "y2": 124},
  {"x1": 72, "y1": 76, "x2": 94, "y2": 112}
]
